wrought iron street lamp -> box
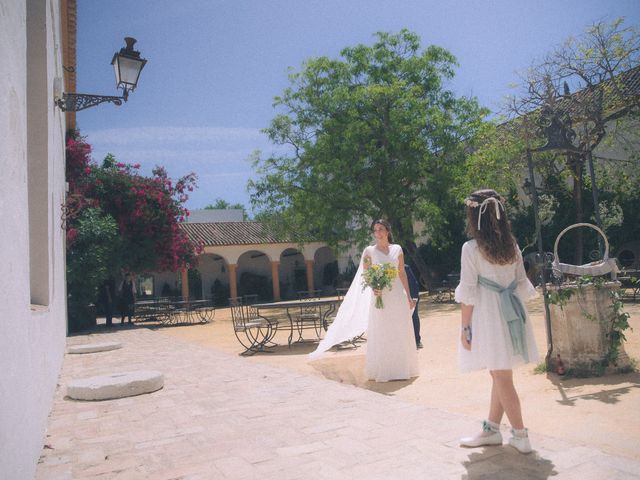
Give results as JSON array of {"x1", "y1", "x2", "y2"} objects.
[
  {"x1": 524, "y1": 150, "x2": 555, "y2": 368},
  {"x1": 56, "y1": 37, "x2": 147, "y2": 112},
  {"x1": 524, "y1": 104, "x2": 582, "y2": 368}
]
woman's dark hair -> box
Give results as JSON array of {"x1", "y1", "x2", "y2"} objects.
[
  {"x1": 371, "y1": 219, "x2": 394, "y2": 243},
  {"x1": 464, "y1": 189, "x2": 517, "y2": 265}
]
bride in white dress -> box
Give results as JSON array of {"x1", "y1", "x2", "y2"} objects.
[{"x1": 310, "y1": 220, "x2": 419, "y2": 382}]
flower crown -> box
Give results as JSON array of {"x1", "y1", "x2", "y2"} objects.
[
  {"x1": 464, "y1": 196, "x2": 504, "y2": 208},
  {"x1": 464, "y1": 195, "x2": 505, "y2": 230}
]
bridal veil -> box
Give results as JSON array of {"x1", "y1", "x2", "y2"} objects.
[{"x1": 308, "y1": 254, "x2": 372, "y2": 360}]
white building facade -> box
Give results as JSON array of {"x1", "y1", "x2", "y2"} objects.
[{"x1": 0, "y1": 0, "x2": 70, "y2": 477}]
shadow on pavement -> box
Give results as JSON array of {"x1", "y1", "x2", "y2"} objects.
[
  {"x1": 462, "y1": 447, "x2": 557, "y2": 479},
  {"x1": 309, "y1": 353, "x2": 418, "y2": 394},
  {"x1": 546, "y1": 370, "x2": 640, "y2": 406}
]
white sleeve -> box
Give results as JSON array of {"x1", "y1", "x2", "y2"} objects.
[
  {"x1": 515, "y1": 248, "x2": 538, "y2": 300},
  {"x1": 455, "y1": 242, "x2": 478, "y2": 305}
]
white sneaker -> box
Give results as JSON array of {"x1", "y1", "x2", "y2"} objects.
[
  {"x1": 460, "y1": 420, "x2": 502, "y2": 447},
  {"x1": 508, "y1": 429, "x2": 532, "y2": 454}
]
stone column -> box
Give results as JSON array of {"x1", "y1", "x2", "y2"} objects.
[
  {"x1": 180, "y1": 269, "x2": 189, "y2": 300},
  {"x1": 305, "y1": 259, "x2": 315, "y2": 292},
  {"x1": 271, "y1": 261, "x2": 281, "y2": 301},
  {"x1": 228, "y1": 264, "x2": 238, "y2": 300}
]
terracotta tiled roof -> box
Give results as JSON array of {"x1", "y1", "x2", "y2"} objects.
[{"x1": 180, "y1": 222, "x2": 293, "y2": 246}]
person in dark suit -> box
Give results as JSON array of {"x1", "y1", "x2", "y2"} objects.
[
  {"x1": 404, "y1": 264, "x2": 423, "y2": 349},
  {"x1": 119, "y1": 273, "x2": 136, "y2": 324},
  {"x1": 99, "y1": 277, "x2": 116, "y2": 327}
]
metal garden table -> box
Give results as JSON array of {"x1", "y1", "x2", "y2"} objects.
[{"x1": 253, "y1": 297, "x2": 342, "y2": 347}]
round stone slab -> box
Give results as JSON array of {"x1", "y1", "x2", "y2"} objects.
[
  {"x1": 67, "y1": 371, "x2": 164, "y2": 401},
  {"x1": 67, "y1": 342, "x2": 123, "y2": 354}
]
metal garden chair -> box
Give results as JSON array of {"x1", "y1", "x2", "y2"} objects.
[{"x1": 229, "y1": 297, "x2": 278, "y2": 355}]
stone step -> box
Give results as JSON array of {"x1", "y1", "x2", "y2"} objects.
[
  {"x1": 67, "y1": 342, "x2": 122, "y2": 354},
  {"x1": 66, "y1": 370, "x2": 164, "y2": 401}
]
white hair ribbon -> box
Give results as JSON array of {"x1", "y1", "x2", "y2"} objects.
[{"x1": 477, "y1": 197, "x2": 504, "y2": 230}]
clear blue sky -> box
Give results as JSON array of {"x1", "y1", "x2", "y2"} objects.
[{"x1": 76, "y1": 0, "x2": 640, "y2": 213}]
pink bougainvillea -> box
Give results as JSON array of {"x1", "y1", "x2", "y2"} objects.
[
  {"x1": 65, "y1": 133, "x2": 203, "y2": 273},
  {"x1": 66, "y1": 227, "x2": 78, "y2": 242}
]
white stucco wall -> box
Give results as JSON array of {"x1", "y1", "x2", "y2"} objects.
[
  {"x1": 185, "y1": 209, "x2": 244, "y2": 222},
  {"x1": 201, "y1": 241, "x2": 329, "y2": 264},
  {"x1": 0, "y1": 1, "x2": 68, "y2": 478}
]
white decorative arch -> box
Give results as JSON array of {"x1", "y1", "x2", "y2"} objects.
[
  {"x1": 181, "y1": 241, "x2": 359, "y2": 302},
  {"x1": 236, "y1": 249, "x2": 273, "y2": 300},
  {"x1": 300, "y1": 242, "x2": 328, "y2": 261},
  {"x1": 313, "y1": 246, "x2": 338, "y2": 291},
  {"x1": 196, "y1": 253, "x2": 228, "y2": 300},
  {"x1": 279, "y1": 247, "x2": 305, "y2": 299}
]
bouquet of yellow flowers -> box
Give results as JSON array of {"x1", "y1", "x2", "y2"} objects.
[{"x1": 362, "y1": 262, "x2": 398, "y2": 309}]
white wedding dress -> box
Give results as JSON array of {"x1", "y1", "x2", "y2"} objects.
[{"x1": 310, "y1": 244, "x2": 419, "y2": 382}]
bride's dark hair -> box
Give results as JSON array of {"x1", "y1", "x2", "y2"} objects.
[
  {"x1": 464, "y1": 189, "x2": 517, "y2": 265},
  {"x1": 371, "y1": 219, "x2": 394, "y2": 243}
]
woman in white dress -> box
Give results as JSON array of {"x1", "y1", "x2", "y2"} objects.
[
  {"x1": 310, "y1": 220, "x2": 419, "y2": 382},
  {"x1": 455, "y1": 189, "x2": 539, "y2": 454}
]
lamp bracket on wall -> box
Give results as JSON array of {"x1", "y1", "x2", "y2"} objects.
[
  {"x1": 56, "y1": 92, "x2": 128, "y2": 112},
  {"x1": 56, "y1": 93, "x2": 127, "y2": 112}
]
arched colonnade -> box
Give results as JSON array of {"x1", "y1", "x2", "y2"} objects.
[{"x1": 180, "y1": 242, "x2": 341, "y2": 302}]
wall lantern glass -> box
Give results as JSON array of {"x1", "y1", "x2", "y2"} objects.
[{"x1": 111, "y1": 37, "x2": 147, "y2": 98}]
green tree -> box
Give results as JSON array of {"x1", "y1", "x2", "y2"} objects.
[
  {"x1": 66, "y1": 208, "x2": 121, "y2": 331},
  {"x1": 65, "y1": 134, "x2": 202, "y2": 330},
  {"x1": 504, "y1": 17, "x2": 640, "y2": 262},
  {"x1": 204, "y1": 198, "x2": 249, "y2": 220},
  {"x1": 249, "y1": 30, "x2": 487, "y2": 285}
]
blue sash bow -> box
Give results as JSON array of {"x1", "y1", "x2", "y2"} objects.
[{"x1": 477, "y1": 276, "x2": 529, "y2": 362}]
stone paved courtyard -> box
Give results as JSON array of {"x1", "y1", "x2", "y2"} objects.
[{"x1": 37, "y1": 326, "x2": 640, "y2": 479}]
